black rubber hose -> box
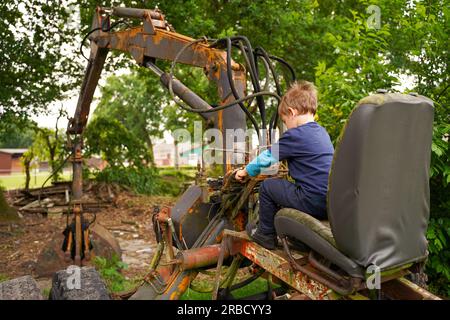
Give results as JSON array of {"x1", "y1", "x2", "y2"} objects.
[
  {"x1": 255, "y1": 53, "x2": 296, "y2": 83},
  {"x1": 255, "y1": 47, "x2": 282, "y2": 96},
  {"x1": 80, "y1": 19, "x2": 131, "y2": 61},
  {"x1": 228, "y1": 268, "x2": 265, "y2": 291},
  {"x1": 253, "y1": 49, "x2": 261, "y2": 82},
  {"x1": 212, "y1": 38, "x2": 260, "y2": 98},
  {"x1": 231, "y1": 41, "x2": 296, "y2": 140},
  {"x1": 167, "y1": 37, "x2": 281, "y2": 115},
  {"x1": 225, "y1": 38, "x2": 261, "y2": 113},
  {"x1": 225, "y1": 38, "x2": 261, "y2": 142},
  {"x1": 167, "y1": 90, "x2": 280, "y2": 114},
  {"x1": 226, "y1": 41, "x2": 296, "y2": 85},
  {"x1": 238, "y1": 44, "x2": 296, "y2": 83},
  {"x1": 80, "y1": 27, "x2": 101, "y2": 60},
  {"x1": 236, "y1": 41, "x2": 256, "y2": 108},
  {"x1": 255, "y1": 47, "x2": 283, "y2": 142},
  {"x1": 229, "y1": 36, "x2": 267, "y2": 130}
]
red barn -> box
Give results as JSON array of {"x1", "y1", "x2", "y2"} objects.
[{"x1": 0, "y1": 149, "x2": 28, "y2": 175}]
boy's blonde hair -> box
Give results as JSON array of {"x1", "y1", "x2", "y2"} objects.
[{"x1": 278, "y1": 81, "x2": 318, "y2": 116}]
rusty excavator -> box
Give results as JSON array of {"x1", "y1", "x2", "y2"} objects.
[{"x1": 45, "y1": 6, "x2": 440, "y2": 300}]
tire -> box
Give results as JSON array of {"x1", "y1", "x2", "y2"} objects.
[{"x1": 49, "y1": 266, "x2": 110, "y2": 300}]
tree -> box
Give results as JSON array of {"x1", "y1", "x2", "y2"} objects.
[
  {"x1": 0, "y1": 119, "x2": 36, "y2": 148},
  {"x1": 84, "y1": 116, "x2": 161, "y2": 194},
  {"x1": 30, "y1": 108, "x2": 69, "y2": 183},
  {"x1": 93, "y1": 69, "x2": 167, "y2": 166},
  {"x1": 21, "y1": 150, "x2": 36, "y2": 191},
  {"x1": 0, "y1": 1, "x2": 82, "y2": 121},
  {"x1": 84, "y1": 116, "x2": 151, "y2": 169}
]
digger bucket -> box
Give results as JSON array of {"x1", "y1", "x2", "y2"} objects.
[{"x1": 35, "y1": 222, "x2": 121, "y2": 277}]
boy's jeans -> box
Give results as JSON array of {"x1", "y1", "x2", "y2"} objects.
[{"x1": 258, "y1": 178, "x2": 327, "y2": 235}]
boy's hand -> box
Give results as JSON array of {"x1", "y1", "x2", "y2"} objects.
[{"x1": 235, "y1": 169, "x2": 248, "y2": 182}]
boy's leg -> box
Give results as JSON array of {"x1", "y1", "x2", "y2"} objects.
[{"x1": 257, "y1": 178, "x2": 303, "y2": 235}]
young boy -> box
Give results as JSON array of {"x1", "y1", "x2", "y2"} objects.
[{"x1": 235, "y1": 81, "x2": 334, "y2": 249}]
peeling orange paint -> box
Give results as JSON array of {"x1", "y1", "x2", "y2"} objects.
[{"x1": 169, "y1": 275, "x2": 191, "y2": 300}]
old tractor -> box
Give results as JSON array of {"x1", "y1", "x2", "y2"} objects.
[{"x1": 48, "y1": 6, "x2": 440, "y2": 300}]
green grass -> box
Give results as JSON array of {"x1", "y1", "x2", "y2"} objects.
[
  {"x1": 0, "y1": 274, "x2": 9, "y2": 283},
  {"x1": 0, "y1": 172, "x2": 72, "y2": 190},
  {"x1": 180, "y1": 277, "x2": 276, "y2": 300},
  {"x1": 41, "y1": 287, "x2": 51, "y2": 299},
  {"x1": 93, "y1": 255, "x2": 138, "y2": 294},
  {"x1": 157, "y1": 167, "x2": 196, "y2": 179},
  {"x1": 156, "y1": 168, "x2": 196, "y2": 196}
]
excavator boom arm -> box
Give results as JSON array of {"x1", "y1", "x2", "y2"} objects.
[{"x1": 68, "y1": 6, "x2": 245, "y2": 136}]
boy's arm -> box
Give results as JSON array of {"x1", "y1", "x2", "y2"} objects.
[
  {"x1": 235, "y1": 130, "x2": 294, "y2": 181},
  {"x1": 246, "y1": 129, "x2": 295, "y2": 176},
  {"x1": 245, "y1": 149, "x2": 279, "y2": 177}
]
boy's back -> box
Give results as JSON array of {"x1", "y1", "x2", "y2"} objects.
[{"x1": 272, "y1": 121, "x2": 334, "y2": 197}]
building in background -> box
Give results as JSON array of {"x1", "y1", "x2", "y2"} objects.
[
  {"x1": 0, "y1": 148, "x2": 106, "y2": 175},
  {"x1": 0, "y1": 148, "x2": 28, "y2": 175},
  {"x1": 153, "y1": 141, "x2": 202, "y2": 167},
  {"x1": 153, "y1": 142, "x2": 175, "y2": 167},
  {"x1": 85, "y1": 156, "x2": 108, "y2": 171}
]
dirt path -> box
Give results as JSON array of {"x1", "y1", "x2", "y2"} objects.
[{"x1": 0, "y1": 192, "x2": 175, "y2": 287}]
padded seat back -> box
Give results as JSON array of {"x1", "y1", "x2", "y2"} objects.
[{"x1": 327, "y1": 92, "x2": 434, "y2": 270}]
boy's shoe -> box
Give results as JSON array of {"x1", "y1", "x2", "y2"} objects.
[{"x1": 246, "y1": 222, "x2": 277, "y2": 250}]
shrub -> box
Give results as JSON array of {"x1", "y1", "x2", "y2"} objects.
[
  {"x1": 95, "y1": 166, "x2": 161, "y2": 195},
  {"x1": 426, "y1": 218, "x2": 450, "y2": 297},
  {"x1": 92, "y1": 255, "x2": 136, "y2": 293}
]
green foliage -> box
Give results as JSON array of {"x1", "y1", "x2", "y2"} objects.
[
  {"x1": 314, "y1": 8, "x2": 397, "y2": 140},
  {"x1": 85, "y1": 116, "x2": 151, "y2": 169},
  {"x1": 0, "y1": 1, "x2": 81, "y2": 119},
  {"x1": 157, "y1": 169, "x2": 195, "y2": 196},
  {"x1": 0, "y1": 274, "x2": 9, "y2": 283},
  {"x1": 430, "y1": 123, "x2": 450, "y2": 199},
  {"x1": 426, "y1": 218, "x2": 450, "y2": 297},
  {"x1": 41, "y1": 287, "x2": 51, "y2": 299},
  {"x1": 181, "y1": 277, "x2": 276, "y2": 300},
  {"x1": 0, "y1": 185, "x2": 19, "y2": 222},
  {"x1": 94, "y1": 70, "x2": 167, "y2": 164},
  {"x1": 0, "y1": 117, "x2": 36, "y2": 148},
  {"x1": 1, "y1": 0, "x2": 448, "y2": 295},
  {"x1": 92, "y1": 255, "x2": 136, "y2": 293},
  {"x1": 84, "y1": 114, "x2": 166, "y2": 194},
  {"x1": 31, "y1": 127, "x2": 68, "y2": 182},
  {"x1": 95, "y1": 166, "x2": 159, "y2": 195},
  {"x1": 95, "y1": 166, "x2": 194, "y2": 196}
]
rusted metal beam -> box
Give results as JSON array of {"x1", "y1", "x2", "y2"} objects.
[
  {"x1": 382, "y1": 277, "x2": 441, "y2": 300},
  {"x1": 223, "y1": 229, "x2": 337, "y2": 300}
]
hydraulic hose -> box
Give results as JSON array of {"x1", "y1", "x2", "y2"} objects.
[{"x1": 226, "y1": 38, "x2": 261, "y2": 142}]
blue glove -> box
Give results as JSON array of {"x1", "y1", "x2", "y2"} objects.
[{"x1": 245, "y1": 150, "x2": 279, "y2": 177}]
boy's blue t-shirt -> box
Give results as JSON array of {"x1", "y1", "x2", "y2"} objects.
[{"x1": 246, "y1": 121, "x2": 334, "y2": 198}]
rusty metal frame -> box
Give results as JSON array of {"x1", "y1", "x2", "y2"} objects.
[
  {"x1": 223, "y1": 229, "x2": 337, "y2": 300},
  {"x1": 219, "y1": 229, "x2": 442, "y2": 300}
]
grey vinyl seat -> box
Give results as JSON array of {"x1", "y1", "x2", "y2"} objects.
[{"x1": 275, "y1": 92, "x2": 434, "y2": 278}]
